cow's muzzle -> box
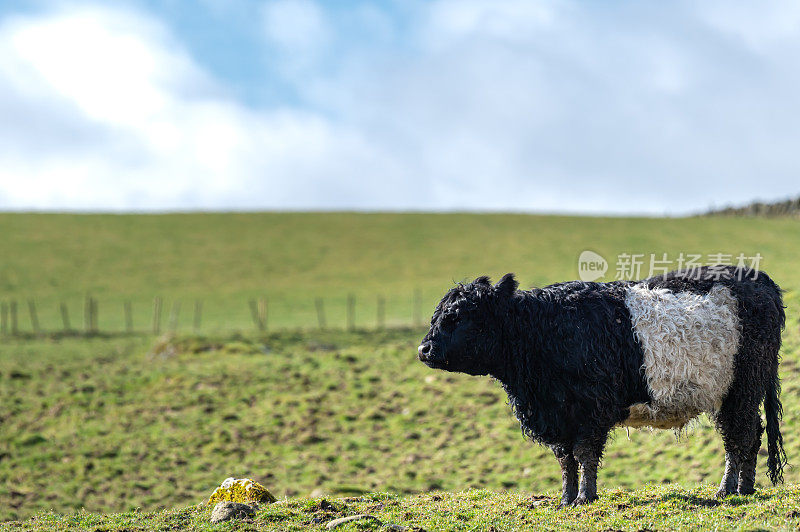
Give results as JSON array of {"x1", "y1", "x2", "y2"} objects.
[{"x1": 418, "y1": 342, "x2": 446, "y2": 368}]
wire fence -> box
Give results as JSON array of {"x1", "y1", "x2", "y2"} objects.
[{"x1": 0, "y1": 291, "x2": 429, "y2": 338}]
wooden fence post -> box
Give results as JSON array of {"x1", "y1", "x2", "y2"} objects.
[
  {"x1": 377, "y1": 295, "x2": 385, "y2": 330},
  {"x1": 168, "y1": 300, "x2": 181, "y2": 332},
  {"x1": 27, "y1": 299, "x2": 40, "y2": 334},
  {"x1": 60, "y1": 303, "x2": 71, "y2": 332},
  {"x1": 248, "y1": 299, "x2": 264, "y2": 332},
  {"x1": 152, "y1": 297, "x2": 162, "y2": 335},
  {"x1": 315, "y1": 298, "x2": 326, "y2": 330},
  {"x1": 84, "y1": 295, "x2": 91, "y2": 334},
  {"x1": 346, "y1": 294, "x2": 355, "y2": 331},
  {"x1": 10, "y1": 300, "x2": 17, "y2": 335},
  {"x1": 413, "y1": 289, "x2": 422, "y2": 327},
  {"x1": 124, "y1": 301, "x2": 133, "y2": 333},
  {"x1": 258, "y1": 298, "x2": 268, "y2": 332},
  {"x1": 91, "y1": 298, "x2": 98, "y2": 333},
  {"x1": 193, "y1": 300, "x2": 202, "y2": 333}
]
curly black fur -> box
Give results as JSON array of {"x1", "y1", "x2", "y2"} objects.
[{"x1": 418, "y1": 266, "x2": 786, "y2": 506}]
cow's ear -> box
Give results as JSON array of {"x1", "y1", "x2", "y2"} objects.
[
  {"x1": 495, "y1": 273, "x2": 518, "y2": 296},
  {"x1": 473, "y1": 275, "x2": 491, "y2": 286}
]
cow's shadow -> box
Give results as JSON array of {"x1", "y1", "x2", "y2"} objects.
[{"x1": 654, "y1": 491, "x2": 772, "y2": 508}]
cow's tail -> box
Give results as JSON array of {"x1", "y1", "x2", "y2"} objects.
[
  {"x1": 765, "y1": 360, "x2": 787, "y2": 485},
  {"x1": 755, "y1": 271, "x2": 787, "y2": 485}
]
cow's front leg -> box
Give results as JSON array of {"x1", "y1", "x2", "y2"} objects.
[
  {"x1": 552, "y1": 445, "x2": 578, "y2": 507},
  {"x1": 573, "y1": 438, "x2": 605, "y2": 505}
]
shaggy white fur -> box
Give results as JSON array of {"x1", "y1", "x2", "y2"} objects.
[{"x1": 622, "y1": 284, "x2": 740, "y2": 429}]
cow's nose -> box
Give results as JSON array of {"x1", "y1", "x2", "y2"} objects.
[{"x1": 418, "y1": 343, "x2": 431, "y2": 360}]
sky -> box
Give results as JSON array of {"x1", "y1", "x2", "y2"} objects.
[{"x1": 0, "y1": 0, "x2": 799, "y2": 214}]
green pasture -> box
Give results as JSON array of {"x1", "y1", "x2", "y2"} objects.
[
  {"x1": 2, "y1": 212, "x2": 800, "y2": 529},
  {"x1": 2, "y1": 317, "x2": 800, "y2": 524},
  {"x1": 1, "y1": 212, "x2": 799, "y2": 332}
]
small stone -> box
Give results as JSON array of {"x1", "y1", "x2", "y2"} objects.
[
  {"x1": 326, "y1": 514, "x2": 381, "y2": 529},
  {"x1": 317, "y1": 499, "x2": 335, "y2": 511},
  {"x1": 384, "y1": 525, "x2": 409, "y2": 531},
  {"x1": 210, "y1": 501, "x2": 255, "y2": 523}
]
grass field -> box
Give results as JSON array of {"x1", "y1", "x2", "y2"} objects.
[
  {"x1": 2, "y1": 212, "x2": 800, "y2": 528},
  {"x1": 2, "y1": 212, "x2": 800, "y2": 331},
  {"x1": 7, "y1": 485, "x2": 800, "y2": 531},
  {"x1": 3, "y1": 307, "x2": 800, "y2": 524}
]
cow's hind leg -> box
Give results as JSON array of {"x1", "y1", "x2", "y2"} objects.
[
  {"x1": 737, "y1": 416, "x2": 764, "y2": 495},
  {"x1": 715, "y1": 400, "x2": 762, "y2": 498},
  {"x1": 573, "y1": 433, "x2": 608, "y2": 505},
  {"x1": 552, "y1": 445, "x2": 578, "y2": 507}
]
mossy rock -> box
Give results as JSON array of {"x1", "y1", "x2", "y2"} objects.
[{"x1": 207, "y1": 477, "x2": 276, "y2": 505}]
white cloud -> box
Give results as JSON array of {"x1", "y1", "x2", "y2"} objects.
[
  {"x1": 1, "y1": 1, "x2": 800, "y2": 213},
  {"x1": 0, "y1": 6, "x2": 218, "y2": 208},
  {"x1": 0, "y1": 4, "x2": 407, "y2": 210}
]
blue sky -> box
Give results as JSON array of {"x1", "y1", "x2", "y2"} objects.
[{"x1": 0, "y1": 0, "x2": 799, "y2": 213}]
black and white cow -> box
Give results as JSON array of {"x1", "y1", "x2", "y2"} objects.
[{"x1": 417, "y1": 265, "x2": 786, "y2": 506}]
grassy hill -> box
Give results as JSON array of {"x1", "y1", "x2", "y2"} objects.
[
  {"x1": 1, "y1": 212, "x2": 800, "y2": 331},
  {"x1": 2, "y1": 212, "x2": 800, "y2": 527}
]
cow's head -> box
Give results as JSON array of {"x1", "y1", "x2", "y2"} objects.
[{"x1": 417, "y1": 273, "x2": 518, "y2": 376}]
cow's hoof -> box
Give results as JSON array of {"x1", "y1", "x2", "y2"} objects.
[
  {"x1": 715, "y1": 488, "x2": 734, "y2": 499},
  {"x1": 738, "y1": 487, "x2": 756, "y2": 496},
  {"x1": 572, "y1": 494, "x2": 597, "y2": 506},
  {"x1": 557, "y1": 492, "x2": 577, "y2": 508}
]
